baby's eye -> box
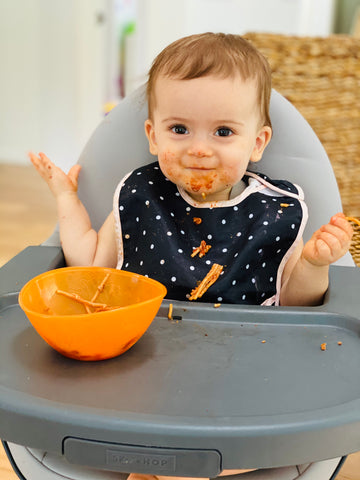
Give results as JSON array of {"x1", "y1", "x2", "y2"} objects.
[
  {"x1": 171, "y1": 125, "x2": 188, "y2": 135},
  {"x1": 215, "y1": 127, "x2": 233, "y2": 137}
]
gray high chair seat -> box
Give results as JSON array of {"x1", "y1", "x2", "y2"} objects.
[{"x1": 1, "y1": 86, "x2": 359, "y2": 480}]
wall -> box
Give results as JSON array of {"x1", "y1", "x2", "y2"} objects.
[
  {"x1": 0, "y1": 0, "x2": 337, "y2": 167},
  {"x1": 127, "y1": 0, "x2": 336, "y2": 93},
  {"x1": 0, "y1": 1, "x2": 41, "y2": 163},
  {"x1": 0, "y1": 0, "x2": 108, "y2": 169}
]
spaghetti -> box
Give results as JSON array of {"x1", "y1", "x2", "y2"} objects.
[
  {"x1": 189, "y1": 263, "x2": 223, "y2": 300},
  {"x1": 55, "y1": 274, "x2": 116, "y2": 313},
  {"x1": 55, "y1": 290, "x2": 111, "y2": 311},
  {"x1": 346, "y1": 216, "x2": 360, "y2": 227},
  {"x1": 191, "y1": 240, "x2": 212, "y2": 258}
]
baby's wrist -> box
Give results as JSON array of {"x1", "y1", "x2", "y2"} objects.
[{"x1": 56, "y1": 190, "x2": 79, "y2": 202}]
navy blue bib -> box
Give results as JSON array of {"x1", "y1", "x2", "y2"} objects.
[{"x1": 114, "y1": 162, "x2": 307, "y2": 305}]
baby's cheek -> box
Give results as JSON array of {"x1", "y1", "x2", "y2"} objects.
[
  {"x1": 226, "y1": 164, "x2": 247, "y2": 184},
  {"x1": 211, "y1": 171, "x2": 236, "y2": 191},
  {"x1": 219, "y1": 171, "x2": 234, "y2": 185},
  {"x1": 160, "y1": 150, "x2": 177, "y2": 165},
  {"x1": 158, "y1": 151, "x2": 180, "y2": 181}
]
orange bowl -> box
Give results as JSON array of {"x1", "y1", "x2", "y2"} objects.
[{"x1": 19, "y1": 267, "x2": 167, "y2": 361}]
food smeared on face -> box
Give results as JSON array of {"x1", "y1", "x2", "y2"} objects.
[{"x1": 146, "y1": 75, "x2": 270, "y2": 204}]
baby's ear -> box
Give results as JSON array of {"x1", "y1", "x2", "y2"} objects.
[
  {"x1": 144, "y1": 119, "x2": 158, "y2": 155},
  {"x1": 250, "y1": 126, "x2": 272, "y2": 163}
]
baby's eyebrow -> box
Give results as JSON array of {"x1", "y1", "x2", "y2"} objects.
[
  {"x1": 216, "y1": 119, "x2": 245, "y2": 127},
  {"x1": 161, "y1": 118, "x2": 246, "y2": 126},
  {"x1": 161, "y1": 117, "x2": 188, "y2": 124}
]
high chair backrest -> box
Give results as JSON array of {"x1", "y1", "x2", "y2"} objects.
[{"x1": 74, "y1": 86, "x2": 351, "y2": 265}]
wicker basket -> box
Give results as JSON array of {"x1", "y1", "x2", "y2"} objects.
[
  {"x1": 348, "y1": 220, "x2": 360, "y2": 266},
  {"x1": 245, "y1": 33, "x2": 360, "y2": 266}
]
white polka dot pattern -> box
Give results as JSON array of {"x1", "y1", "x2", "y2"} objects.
[{"x1": 117, "y1": 162, "x2": 306, "y2": 304}]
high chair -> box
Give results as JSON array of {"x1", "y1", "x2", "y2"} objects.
[{"x1": 0, "y1": 86, "x2": 359, "y2": 480}]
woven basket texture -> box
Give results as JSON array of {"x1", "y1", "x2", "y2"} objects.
[
  {"x1": 245, "y1": 33, "x2": 360, "y2": 266},
  {"x1": 348, "y1": 221, "x2": 360, "y2": 266}
]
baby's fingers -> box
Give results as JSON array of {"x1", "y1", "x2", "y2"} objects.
[
  {"x1": 67, "y1": 164, "x2": 82, "y2": 188},
  {"x1": 314, "y1": 226, "x2": 351, "y2": 264},
  {"x1": 316, "y1": 231, "x2": 342, "y2": 254},
  {"x1": 330, "y1": 213, "x2": 354, "y2": 239},
  {"x1": 28, "y1": 151, "x2": 43, "y2": 170},
  {"x1": 28, "y1": 151, "x2": 53, "y2": 178},
  {"x1": 28, "y1": 151, "x2": 75, "y2": 197},
  {"x1": 312, "y1": 237, "x2": 333, "y2": 260},
  {"x1": 319, "y1": 222, "x2": 352, "y2": 248}
]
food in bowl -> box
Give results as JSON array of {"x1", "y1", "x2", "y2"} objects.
[{"x1": 19, "y1": 266, "x2": 167, "y2": 361}]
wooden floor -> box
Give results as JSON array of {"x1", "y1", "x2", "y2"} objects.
[
  {"x1": 0, "y1": 164, "x2": 360, "y2": 479},
  {"x1": 0, "y1": 164, "x2": 57, "y2": 267}
]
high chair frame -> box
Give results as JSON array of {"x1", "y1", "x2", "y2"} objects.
[{"x1": 0, "y1": 87, "x2": 359, "y2": 480}]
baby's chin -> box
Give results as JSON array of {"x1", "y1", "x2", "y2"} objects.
[
  {"x1": 162, "y1": 170, "x2": 233, "y2": 201},
  {"x1": 185, "y1": 185, "x2": 233, "y2": 203}
]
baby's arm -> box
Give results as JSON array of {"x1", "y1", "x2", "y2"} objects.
[
  {"x1": 29, "y1": 152, "x2": 117, "y2": 267},
  {"x1": 280, "y1": 213, "x2": 353, "y2": 306}
]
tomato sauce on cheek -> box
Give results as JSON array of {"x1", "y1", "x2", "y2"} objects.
[
  {"x1": 158, "y1": 151, "x2": 178, "y2": 180},
  {"x1": 161, "y1": 151, "x2": 177, "y2": 166}
]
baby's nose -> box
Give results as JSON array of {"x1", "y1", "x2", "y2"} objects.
[{"x1": 187, "y1": 142, "x2": 213, "y2": 158}]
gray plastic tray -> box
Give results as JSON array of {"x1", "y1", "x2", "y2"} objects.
[{"x1": 0, "y1": 246, "x2": 360, "y2": 475}]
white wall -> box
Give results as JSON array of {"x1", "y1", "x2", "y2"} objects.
[
  {"x1": 0, "y1": 0, "x2": 108, "y2": 170},
  {"x1": 0, "y1": 0, "x2": 336, "y2": 168},
  {"x1": 0, "y1": 2, "x2": 40, "y2": 164},
  {"x1": 126, "y1": 0, "x2": 336, "y2": 93}
]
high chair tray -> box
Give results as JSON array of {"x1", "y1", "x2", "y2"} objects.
[{"x1": 0, "y1": 246, "x2": 360, "y2": 475}]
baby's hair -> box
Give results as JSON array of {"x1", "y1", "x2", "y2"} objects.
[{"x1": 146, "y1": 32, "x2": 272, "y2": 128}]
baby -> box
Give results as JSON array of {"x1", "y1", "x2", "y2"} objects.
[{"x1": 30, "y1": 32, "x2": 353, "y2": 477}]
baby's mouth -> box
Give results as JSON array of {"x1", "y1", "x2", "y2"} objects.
[{"x1": 187, "y1": 166, "x2": 215, "y2": 172}]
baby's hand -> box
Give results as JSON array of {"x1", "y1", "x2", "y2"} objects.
[
  {"x1": 302, "y1": 213, "x2": 353, "y2": 267},
  {"x1": 29, "y1": 152, "x2": 81, "y2": 199}
]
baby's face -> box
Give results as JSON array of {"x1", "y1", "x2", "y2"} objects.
[{"x1": 145, "y1": 74, "x2": 271, "y2": 202}]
